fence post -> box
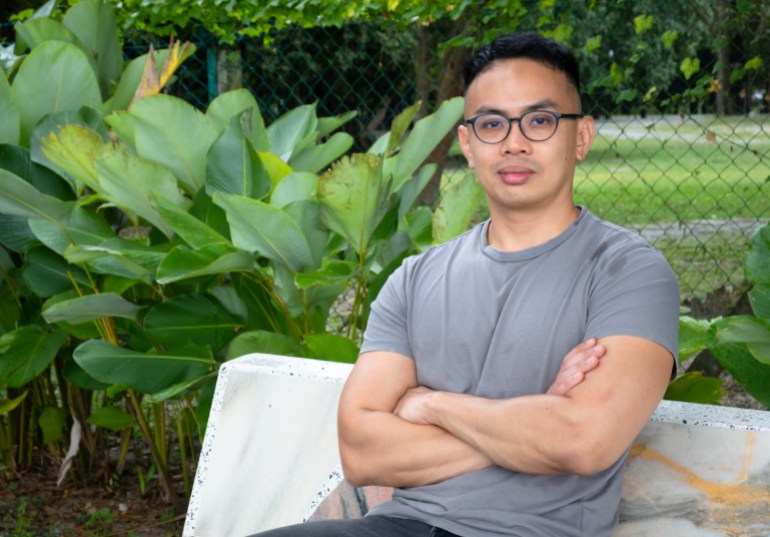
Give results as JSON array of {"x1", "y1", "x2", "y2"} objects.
[{"x1": 206, "y1": 46, "x2": 218, "y2": 104}]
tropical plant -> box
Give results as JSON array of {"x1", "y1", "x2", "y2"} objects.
[
  {"x1": 0, "y1": 0, "x2": 482, "y2": 510},
  {"x1": 676, "y1": 222, "x2": 770, "y2": 409}
]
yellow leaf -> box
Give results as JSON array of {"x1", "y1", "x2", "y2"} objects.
[{"x1": 131, "y1": 44, "x2": 160, "y2": 104}]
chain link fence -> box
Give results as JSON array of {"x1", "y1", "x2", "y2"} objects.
[{"x1": 6, "y1": 19, "x2": 770, "y2": 305}]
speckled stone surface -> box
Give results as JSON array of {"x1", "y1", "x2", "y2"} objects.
[
  {"x1": 183, "y1": 354, "x2": 770, "y2": 537},
  {"x1": 183, "y1": 354, "x2": 351, "y2": 537}
]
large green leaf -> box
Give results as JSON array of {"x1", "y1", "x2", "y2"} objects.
[
  {"x1": 677, "y1": 316, "x2": 712, "y2": 362},
  {"x1": 290, "y1": 132, "x2": 354, "y2": 174},
  {"x1": 62, "y1": 240, "x2": 161, "y2": 281},
  {"x1": 747, "y1": 224, "x2": 770, "y2": 320},
  {"x1": 23, "y1": 246, "x2": 91, "y2": 297},
  {"x1": 295, "y1": 259, "x2": 354, "y2": 318},
  {"x1": 0, "y1": 144, "x2": 73, "y2": 253},
  {"x1": 0, "y1": 390, "x2": 28, "y2": 417},
  {"x1": 0, "y1": 70, "x2": 19, "y2": 145},
  {"x1": 38, "y1": 406, "x2": 68, "y2": 444},
  {"x1": 129, "y1": 95, "x2": 218, "y2": 194},
  {"x1": 62, "y1": 0, "x2": 123, "y2": 97},
  {"x1": 12, "y1": 41, "x2": 102, "y2": 145},
  {"x1": 0, "y1": 277, "x2": 21, "y2": 334},
  {"x1": 73, "y1": 339, "x2": 213, "y2": 394},
  {"x1": 749, "y1": 285, "x2": 770, "y2": 322},
  {"x1": 1, "y1": 143, "x2": 74, "y2": 200},
  {"x1": 367, "y1": 102, "x2": 421, "y2": 157},
  {"x1": 213, "y1": 192, "x2": 314, "y2": 273},
  {"x1": 29, "y1": 205, "x2": 115, "y2": 255},
  {"x1": 398, "y1": 163, "x2": 436, "y2": 221},
  {"x1": 316, "y1": 110, "x2": 357, "y2": 138},
  {"x1": 224, "y1": 330, "x2": 302, "y2": 361},
  {"x1": 95, "y1": 148, "x2": 189, "y2": 237},
  {"x1": 664, "y1": 371, "x2": 724, "y2": 405},
  {"x1": 432, "y1": 174, "x2": 486, "y2": 244},
  {"x1": 269, "y1": 172, "x2": 317, "y2": 209},
  {"x1": 0, "y1": 216, "x2": 36, "y2": 253},
  {"x1": 14, "y1": 18, "x2": 82, "y2": 55},
  {"x1": 40, "y1": 290, "x2": 103, "y2": 341},
  {"x1": 746, "y1": 224, "x2": 770, "y2": 287},
  {"x1": 156, "y1": 243, "x2": 255, "y2": 284},
  {"x1": 38, "y1": 124, "x2": 107, "y2": 193},
  {"x1": 284, "y1": 200, "x2": 328, "y2": 270},
  {"x1": 42, "y1": 292, "x2": 141, "y2": 325},
  {"x1": 144, "y1": 293, "x2": 243, "y2": 351},
  {"x1": 87, "y1": 405, "x2": 134, "y2": 431},
  {"x1": 189, "y1": 188, "x2": 231, "y2": 240},
  {"x1": 710, "y1": 342, "x2": 770, "y2": 409},
  {"x1": 102, "y1": 110, "x2": 137, "y2": 151},
  {"x1": 716, "y1": 315, "x2": 770, "y2": 365},
  {"x1": 0, "y1": 326, "x2": 68, "y2": 388},
  {"x1": 31, "y1": 107, "x2": 108, "y2": 193},
  {"x1": 206, "y1": 89, "x2": 269, "y2": 151},
  {"x1": 0, "y1": 169, "x2": 73, "y2": 226},
  {"x1": 63, "y1": 357, "x2": 109, "y2": 390},
  {"x1": 390, "y1": 96, "x2": 464, "y2": 190},
  {"x1": 258, "y1": 151, "x2": 293, "y2": 194},
  {"x1": 303, "y1": 333, "x2": 359, "y2": 364},
  {"x1": 266, "y1": 104, "x2": 318, "y2": 162},
  {"x1": 318, "y1": 153, "x2": 392, "y2": 256},
  {"x1": 153, "y1": 194, "x2": 229, "y2": 249},
  {"x1": 205, "y1": 113, "x2": 270, "y2": 199}
]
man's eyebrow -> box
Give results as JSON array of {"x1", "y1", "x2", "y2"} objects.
[{"x1": 473, "y1": 100, "x2": 561, "y2": 116}]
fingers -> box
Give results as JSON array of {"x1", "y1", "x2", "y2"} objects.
[{"x1": 547, "y1": 339, "x2": 605, "y2": 396}]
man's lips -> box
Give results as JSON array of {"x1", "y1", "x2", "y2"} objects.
[{"x1": 497, "y1": 165, "x2": 535, "y2": 185}]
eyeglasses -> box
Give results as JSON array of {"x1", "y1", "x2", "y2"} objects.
[{"x1": 465, "y1": 111, "x2": 583, "y2": 143}]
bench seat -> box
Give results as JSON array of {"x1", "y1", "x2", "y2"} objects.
[{"x1": 184, "y1": 354, "x2": 770, "y2": 537}]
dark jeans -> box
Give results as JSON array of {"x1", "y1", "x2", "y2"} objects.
[{"x1": 246, "y1": 515, "x2": 461, "y2": 537}]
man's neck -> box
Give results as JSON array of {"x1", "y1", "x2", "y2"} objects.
[{"x1": 486, "y1": 204, "x2": 581, "y2": 252}]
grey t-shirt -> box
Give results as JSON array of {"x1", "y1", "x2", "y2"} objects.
[{"x1": 359, "y1": 208, "x2": 680, "y2": 537}]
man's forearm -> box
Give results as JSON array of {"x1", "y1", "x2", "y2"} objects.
[
  {"x1": 395, "y1": 336, "x2": 672, "y2": 477},
  {"x1": 339, "y1": 407, "x2": 494, "y2": 488},
  {"x1": 416, "y1": 390, "x2": 586, "y2": 475}
]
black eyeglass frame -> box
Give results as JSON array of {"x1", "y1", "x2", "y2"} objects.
[{"x1": 465, "y1": 111, "x2": 584, "y2": 143}]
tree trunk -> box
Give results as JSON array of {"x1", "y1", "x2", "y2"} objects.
[
  {"x1": 418, "y1": 20, "x2": 473, "y2": 207},
  {"x1": 217, "y1": 47, "x2": 243, "y2": 95},
  {"x1": 414, "y1": 25, "x2": 434, "y2": 119},
  {"x1": 715, "y1": 0, "x2": 732, "y2": 115}
]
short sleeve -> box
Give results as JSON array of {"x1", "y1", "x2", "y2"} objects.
[
  {"x1": 585, "y1": 243, "x2": 680, "y2": 359},
  {"x1": 359, "y1": 261, "x2": 414, "y2": 358}
]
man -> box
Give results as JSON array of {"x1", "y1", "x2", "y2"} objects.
[{"x1": 251, "y1": 31, "x2": 679, "y2": 537}]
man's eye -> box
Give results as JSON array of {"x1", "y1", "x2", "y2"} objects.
[
  {"x1": 528, "y1": 114, "x2": 555, "y2": 127},
  {"x1": 480, "y1": 118, "x2": 504, "y2": 129}
]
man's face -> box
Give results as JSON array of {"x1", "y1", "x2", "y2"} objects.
[{"x1": 458, "y1": 58, "x2": 595, "y2": 218}]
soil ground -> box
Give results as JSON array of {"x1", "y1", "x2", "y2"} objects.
[{"x1": 0, "y1": 461, "x2": 185, "y2": 537}]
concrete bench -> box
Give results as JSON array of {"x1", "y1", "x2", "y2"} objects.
[{"x1": 183, "y1": 354, "x2": 770, "y2": 537}]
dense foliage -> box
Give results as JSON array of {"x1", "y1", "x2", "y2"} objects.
[{"x1": 0, "y1": 0, "x2": 483, "y2": 507}]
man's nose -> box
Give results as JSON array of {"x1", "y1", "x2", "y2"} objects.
[{"x1": 500, "y1": 119, "x2": 531, "y2": 154}]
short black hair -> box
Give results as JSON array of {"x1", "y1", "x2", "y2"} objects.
[{"x1": 463, "y1": 31, "x2": 581, "y2": 97}]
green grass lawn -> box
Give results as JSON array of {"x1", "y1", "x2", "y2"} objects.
[{"x1": 444, "y1": 114, "x2": 770, "y2": 300}]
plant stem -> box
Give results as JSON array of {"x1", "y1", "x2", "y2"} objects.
[
  {"x1": 176, "y1": 414, "x2": 191, "y2": 496},
  {"x1": 126, "y1": 389, "x2": 182, "y2": 512}
]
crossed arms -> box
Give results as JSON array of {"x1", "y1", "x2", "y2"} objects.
[{"x1": 338, "y1": 336, "x2": 673, "y2": 488}]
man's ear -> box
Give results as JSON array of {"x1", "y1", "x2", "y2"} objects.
[
  {"x1": 458, "y1": 124, "x2": 475, "y2": 168},
  {"x1": 575, "y1": 116, "x2": 596, "y2": 161}
]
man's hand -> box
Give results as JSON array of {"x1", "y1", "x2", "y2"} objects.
[
  {"x1": 395, "y1": 339, "x2": 605, "y2": 425},
  {"x1": 546, "y1": 338, "x2": 605, "y2": 395}
]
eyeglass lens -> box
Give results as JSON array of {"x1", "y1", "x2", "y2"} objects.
[{"x1": 474, "y1": 111, "x2": 559, "y2": 142}]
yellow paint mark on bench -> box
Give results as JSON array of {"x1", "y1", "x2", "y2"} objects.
[{"x1": 630, "y1": 433, "x2": 770, "y2": 536}]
